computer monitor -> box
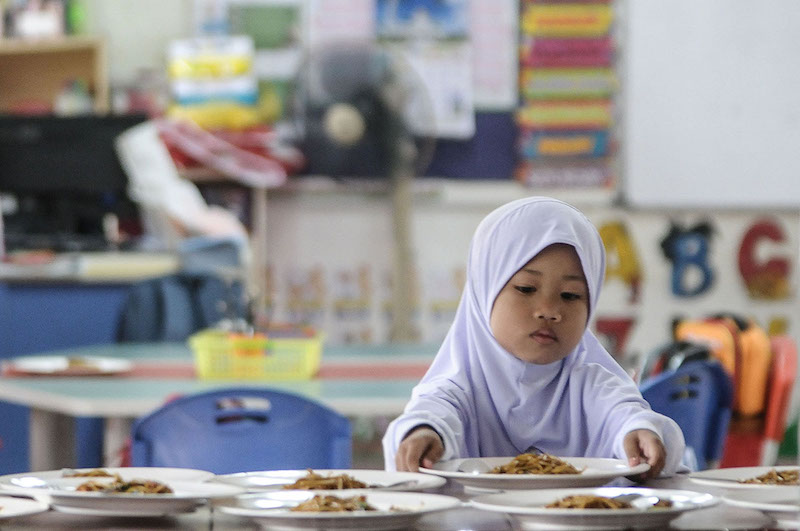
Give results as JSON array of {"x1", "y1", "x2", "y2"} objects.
[
  {"x1": 0, "y1": 113, "x2": 148, "y2": 251},
  {"x1": 0, "y1": 113, "x2": 148, "y2": 194}
]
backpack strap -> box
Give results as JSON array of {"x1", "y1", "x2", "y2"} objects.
[
  {"x1": 159, "y1": 276, "x2": 197, "y2": 341},
  {"x1": 117, "y1": 277, "x2": 162, "y2": 342},
  {"x1": 704, "y1": 317, "x2": 744, "y2": 413}
]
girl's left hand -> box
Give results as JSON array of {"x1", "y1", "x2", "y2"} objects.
[{"x1": 623, "y1": 429, "x2": 666, "y2": 480}]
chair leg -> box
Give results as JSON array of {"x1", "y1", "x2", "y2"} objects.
[{"x1": 759, "y1": 440, "x2": 779, "y2": 466}]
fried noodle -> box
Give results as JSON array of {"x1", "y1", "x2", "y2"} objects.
[
  {"x1": 290, "y1": 494, "x2": 376, "y2": 512},
  {"x1": 76, "y1": 477, "x2": 173, "y2": 494},
  {"x1": 739, "y1": 468, "x2": 799, "y2": 485},
  {"x1": 546, "y1": 495, "x2": 632, "y2": 509},
  {"x1": 282, "y1": 469, "x2": 368, "y2": 490},
  {"x1": 546, "y1": 494, "x2": 674, "y2": 509},
  {"x1": 489, "y1": 453, "x2": 582, "y2": 475}
]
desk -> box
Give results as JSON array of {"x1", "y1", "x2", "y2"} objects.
[
  {"x1": 0, "y1": 342, "x2": 435, "y2": 471},
  {"x1": 0, "y1": 475, "x2": 780, "y2": 530}
]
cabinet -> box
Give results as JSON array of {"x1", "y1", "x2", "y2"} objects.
[
  {"x1": 0, "y1": 279, "x2": 129, "y2": 358},
  {"x1": 0, "y1": 279, "x2": 130, "y2": 474},
  {"x1": 0, "y1": 36, "x2": 108, "y2": 113}
]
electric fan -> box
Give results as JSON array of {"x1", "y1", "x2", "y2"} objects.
[
  {"x1": 291, "y1": 43, "x2": 435, "y2": 179},
  {"x1": 289, "y1": 43, "x2": 437, "y2": 341}
]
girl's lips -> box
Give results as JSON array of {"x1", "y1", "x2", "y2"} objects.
[{"x1": 531, "y1": 330, "x2": 557, "y2": 344}]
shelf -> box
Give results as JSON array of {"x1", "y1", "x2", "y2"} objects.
[
  {"x1": 423, "y1": 179, "x2": 619, "y2": 208},
  {"x1": 0, "y1": 35, "x2": 108, "y2": 113},
  {"x1": 182, "y1": 171, "x2": 618, "y2": 207}
]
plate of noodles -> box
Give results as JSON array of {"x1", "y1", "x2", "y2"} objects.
[
  {"x1": 212, "y1": 468, "x2": 445, "y2": 493},
  {"x1": 470, "y1": 486, "x2": 718, "y2": 530},
  {"x1": 722, "y1": 488, "x2": 800, "y2": 527},
  {"x1": 214, "y1": 489, "x2": 462, "y2": 530},
  {"x1": 420, "y1": 454, "x2": 650, "y2": 490},
  {"x1": 0, "y1": 467, "x2": 215, "y2": 496},
  {"x1": 3, "y1": 355, "x2": 133, "y2": 376},
  {"x1": 44, "y1": 476, "x2": 244, "y2": 516},
  {"x1": 688, "y1": 466, "x2": 799, "y2": 490}
]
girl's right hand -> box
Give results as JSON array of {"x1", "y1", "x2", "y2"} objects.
[{"x1": 395, "y1": 425, "x2": 444, "y2": 472}]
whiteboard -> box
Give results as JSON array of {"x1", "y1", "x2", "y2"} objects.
[{"x1": 622, "y1": 0, "x2": 800, "y2": 208}]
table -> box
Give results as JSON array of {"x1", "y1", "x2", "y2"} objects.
[
  {"x1": 0, "y1": 342, "x2": 436, "y2": 472},
  {"x1": 0, "y1": 475, "x2": 782, "y2": 530}
]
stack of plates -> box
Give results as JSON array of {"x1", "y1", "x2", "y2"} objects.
[
  {"x1": 689, "y1": 466, "x2": 799, "y2": 527},
  {"x1": 470, "y1": 486, "x2": 718, "y2": 530},
  {"x1": 0, "y1": 467, "x2": 238, "y2": 516}
]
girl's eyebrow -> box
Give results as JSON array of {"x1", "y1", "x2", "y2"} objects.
[{"x1": 520, "y1": 268, "x2": 585, "y2": 282}]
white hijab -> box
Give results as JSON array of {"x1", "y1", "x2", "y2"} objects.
[{"x1": 385, "y1": 196, "x2": 658, "y2": 462}]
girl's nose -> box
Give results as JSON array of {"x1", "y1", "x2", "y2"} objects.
[{"x1": 534, "y1": 308, "x2": 561, "y2": 322}]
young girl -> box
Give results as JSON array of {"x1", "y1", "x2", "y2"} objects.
[{"x1": 383, "y1": 197, "x2": 685, "y2": 477}]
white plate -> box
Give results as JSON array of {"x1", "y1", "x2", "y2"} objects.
[
  {"x1": 0, "y1": 467, "x2": 215, "y2": 495},
  {"x1": 470, "y1": 486, "x2": 719, "y2": 530},
  {"x1": 215, "y1": 490, "x2": 462, "y2": 530},
  {"x1": 420, "y1": 457, "x2": 651, "y2": 490},
  {"x1": 46, "y1": 478, "x2": 244, "y2": 516},
  {"x1": 723, "y1": 488, "x2": 800, "y2": 527},
  {"x1": 688, "y1": 466, "x2": 799, "y2": 490},
  {"x1": 212, "y1": 469, "x2": 446, "y2": 492},
  {"x1": 4, "y1": 355, "x2": 133, "y2": 376},
  {"x1": 0, "y1": 496, "x2": 50, "y2": 519}
]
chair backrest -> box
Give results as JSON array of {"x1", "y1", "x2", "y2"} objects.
[
  {"x1": 638, "y1": 340, "x2": 711, "y2": 382},
  {"x1": 116, "y1": 272, "x2": 246, "y2": 342},
  {"x1": 764, "y1": 335, "x2": 798, "y2": 442},
  {"x1": 675, "y1": 315, "x2": 772, "y2": 416},
  {"x1": 640, "y1": 359, "x2": 733, "y2": 470},
  {"x1": 130, "y1": 387, "x2": 352, "y2": 474},
  {"x1": 720, "y1": 335, "x2": 798, "y2": 467}
]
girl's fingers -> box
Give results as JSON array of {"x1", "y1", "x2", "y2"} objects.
[
  {"x1": 623, "y1": 430, "x2": 666, "y2": 479},
  {"x1": 640, "y1": 434, "x2": 666, "y2": 477},
  {"x1": 623, "y1": 433, "x2": 644, "y2": 463},
  {"x1": 419, "y1": 438, "x2": 444, "y2": 469}
]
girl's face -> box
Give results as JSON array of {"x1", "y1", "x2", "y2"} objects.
[{"x1": 489, "y1": 243, "x2": 589, "y2": 365}]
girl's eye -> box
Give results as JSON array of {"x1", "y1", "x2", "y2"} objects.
[
  {"x1": 561, "y1": 292, "x2": 583, "y2": 301},
  {"x1": 515, "y1": 286, "x2": 535, "y2": 294}
]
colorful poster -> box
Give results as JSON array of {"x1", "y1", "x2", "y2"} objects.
[{"x1": 516, "y1": 1, "x2": 618, "y2": 190}]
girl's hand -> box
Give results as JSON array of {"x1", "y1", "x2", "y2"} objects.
[
  {"x1": 395, "y1": 425, "x2": 444, "y2": 472},
  {"x1": 623, "y1": 429, "x2": 666, "y2": 480}
]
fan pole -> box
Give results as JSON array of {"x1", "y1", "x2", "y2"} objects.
[
  {"x1": 250, "y1": 187, "x2": 269, "y2": 312},
  {"x1": 390, "y1": 143, "x2": 419, "y2": 343}
]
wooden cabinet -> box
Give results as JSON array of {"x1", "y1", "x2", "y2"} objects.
[{"x1": 0, "y1": 35, "x2": 108, "y2": 113}]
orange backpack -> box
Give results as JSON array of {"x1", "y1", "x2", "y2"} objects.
[{"x1": 674, "y1": 315, "x2": 772, "y2": 417}]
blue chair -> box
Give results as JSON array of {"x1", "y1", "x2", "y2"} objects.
[
  {"x1": 130, "y1": 388, "x2": 352, "y2": 474},
  {"x1": 639, "y1": 360, "x2": 733, "y2": 470}
]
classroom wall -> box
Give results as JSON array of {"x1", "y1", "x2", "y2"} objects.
[
  {"x1": 82, "y1": 0, "x2": 193, "y2": 84},
  {"x1": 261, "y1": 191, "x2": 799, "y2": 366},
  {"x1": 72, "y1": 0, "x2": 800, "y2": 361}
]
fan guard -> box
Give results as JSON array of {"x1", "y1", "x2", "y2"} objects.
[{"x1": 291, "y1": 42, "x2": 435, "y2": 180}]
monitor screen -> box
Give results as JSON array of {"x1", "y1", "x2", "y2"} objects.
[
  {"x1": 0, "y1": 114, "x2": 148, "y2": 251},
  {"x1": 0, "y1": 113, "x2": 147, "y2": 194}
]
